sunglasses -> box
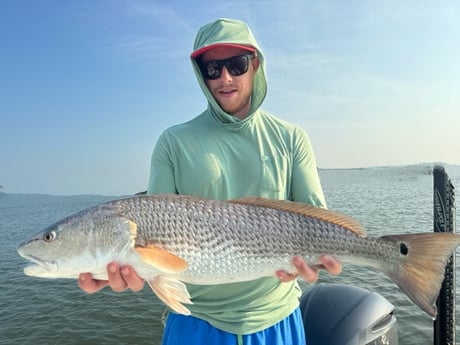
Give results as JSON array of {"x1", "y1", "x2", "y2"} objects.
[{"x1": 199, "y1": 53, "x2": 255, "y2": 80}]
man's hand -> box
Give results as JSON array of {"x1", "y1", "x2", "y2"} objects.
[
  {"x1": 78, "y1": 262, "x2": 145, "y2": 294},
  {"x1": 79, "y1": 256, "x2": 340, "y2": 293},
  {"x1": 276, "y1": 255, "x2": 342, "y2": 283}
]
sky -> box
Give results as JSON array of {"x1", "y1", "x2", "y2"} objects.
[{"x1": 0, "y1": 0, "x2": 459, "y2": 195}]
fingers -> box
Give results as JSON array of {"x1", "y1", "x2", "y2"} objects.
[
  {"x1": 277, "y1": 255, "x2": 342, "y2": 284},
  {"x1": 120, "y1": 265, "x2": 145, "y2": 292},
  {"x1": 78, "y1": 262, "x2": 145, "y2": 294},
  {"x1": 107, "y1": 262, "x2": 145, "y2": 292},
  {"x1": 276, "y1": 256, "x2": 318, "y2": 283},
  {"x1": 276, "y1": 270, "x2": 298, "y2": 282},
  {"x1": 78, "y1": 273, "x2": 108, "y2": 294},
  {"x1": 292, "y1": 256, "x2": 321, "y2": 283},
  {"x1": 319, "y1": 255, "x2": 342, "y2": 276},
  {"x1": 107, "y1": 262, "x2": 129, "y2": 292}
]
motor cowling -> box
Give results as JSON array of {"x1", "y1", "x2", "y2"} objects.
[{"x1": 300, "y1": 283, "x2": 398, "y2": 345}]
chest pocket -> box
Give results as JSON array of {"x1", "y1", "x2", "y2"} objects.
[{"x1": 259, "y1": 154, "x2": 291, "y2": 199}]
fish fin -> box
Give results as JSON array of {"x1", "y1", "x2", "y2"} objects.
[
  {"x1": 134, "y1": 245, "x2": 188, "y2": 273},
  {"x1": 229, "y1": 197, "x2": 366, "y2": 236},
  {"x1": 147, "y1": 275, "x2": 192, "y2": 315},
  {"x1": 381, "y1": 232, "x2": 460, "y2": 318},
  {"x1": 127, "y1": 220, "x2": 138, "y2": 237}
]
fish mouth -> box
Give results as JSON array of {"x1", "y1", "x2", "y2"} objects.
[{"x1": 18, "y1": 251, "x2": 58, "y2": 277}]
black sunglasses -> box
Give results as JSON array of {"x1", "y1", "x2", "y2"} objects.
[{"x1": 199, "y1": 53, "x2": 255, "y2": 80}]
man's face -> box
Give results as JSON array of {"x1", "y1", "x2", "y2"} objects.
[{"x1": 199, "y1": 47, "x2": 259, "y2": 119}]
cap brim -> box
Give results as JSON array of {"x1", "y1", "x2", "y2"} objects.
[{"x1": 191, "y1": 43, "x2": 256, "y2": 59}]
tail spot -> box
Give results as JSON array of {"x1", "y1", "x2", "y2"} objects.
[{"x1": 400, "y1": 243, "x2": 409, "y2": 255}]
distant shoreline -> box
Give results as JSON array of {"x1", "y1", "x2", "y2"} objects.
[{"x1": 318, "y1": 162, "x2": 455, "y2": 171}]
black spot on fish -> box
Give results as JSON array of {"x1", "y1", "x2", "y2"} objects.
[{"x1": 400, "y1": 243, "x2": 409, "y2": 255}]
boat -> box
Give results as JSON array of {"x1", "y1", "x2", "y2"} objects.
[{"x1": 299, "y1": 165, "x2": 456, "y2": 344}]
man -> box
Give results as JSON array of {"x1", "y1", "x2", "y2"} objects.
[{"x1": 79, "y1": 18, "x2": 341, "y2": 344}]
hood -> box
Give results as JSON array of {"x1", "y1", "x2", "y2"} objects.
[{"x1": 190, "y1": 18, "x2": 267, "y2": 130}]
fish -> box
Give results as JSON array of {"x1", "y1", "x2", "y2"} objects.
[{"x1": 17, "y1": 194, "x2": 460, "y2": 318}]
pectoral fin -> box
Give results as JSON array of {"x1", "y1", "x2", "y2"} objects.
[
  {"x1": 148, "y1": 275, "x2": 192, "y2": 315},
  {"x1": 134, "y1": 245, "x2": 188, "y2": 273}
]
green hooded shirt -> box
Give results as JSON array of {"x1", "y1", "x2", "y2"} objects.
[{"x1": 147, "y1": 18, "x2": 326, "y2": 335}]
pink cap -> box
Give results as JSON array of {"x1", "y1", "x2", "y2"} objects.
[{"x1": 191, "y1": 43, "x2": 256, "y2": 59}]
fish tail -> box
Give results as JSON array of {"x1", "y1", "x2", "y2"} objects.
[{"x1": 381, "y1": 233, "x2": 460, "y2": 318}]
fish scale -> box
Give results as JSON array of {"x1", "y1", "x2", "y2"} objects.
[
  {"x1": 18, "y1": 193, "x2": 460, "y2": 317},
  {"x1": 106, "y1": 196, "x2": 437, "y2": 284}
]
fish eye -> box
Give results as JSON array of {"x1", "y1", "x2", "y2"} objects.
[{"x1": 43, "y1": 231, "x2": 57, "y2": 242}]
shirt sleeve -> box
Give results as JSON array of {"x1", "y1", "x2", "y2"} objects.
[
  {"x1": 290, "y1": 127, "x2": 327, "y2": 208},
  {"x1": 147, "y1": 131, "x2": 177, "y2": 195}
]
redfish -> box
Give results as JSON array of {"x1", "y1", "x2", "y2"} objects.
[{"x1": 17, "y1": 194, "x2": 460, "y2": 318}]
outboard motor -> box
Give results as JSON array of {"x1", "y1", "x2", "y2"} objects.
[{"x1": 300, "y1": 284, "x2": 398, "y2": 345}]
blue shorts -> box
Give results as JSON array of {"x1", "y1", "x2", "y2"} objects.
[{"x1": 161, "y1": 307, "x2": 306, "y2": 345}]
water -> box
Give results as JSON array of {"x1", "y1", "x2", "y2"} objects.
[{"x1": 1, "y1": 164, "x2": 459, "y2": 345}]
